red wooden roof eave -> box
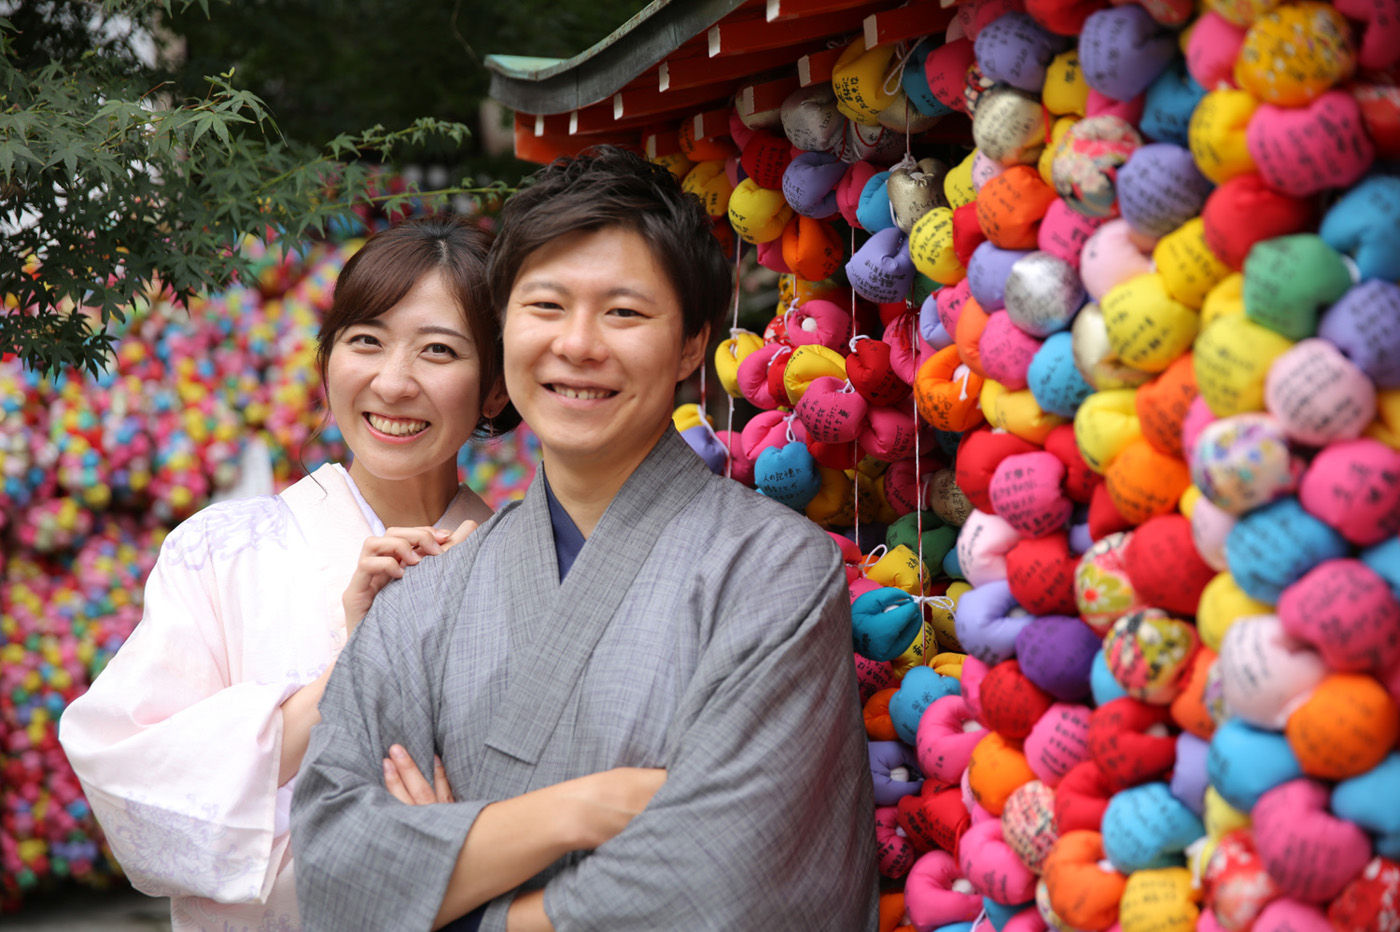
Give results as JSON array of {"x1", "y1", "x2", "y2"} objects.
[{"x1": 492, "y1": 0, "x2": 971, "y2": 163}]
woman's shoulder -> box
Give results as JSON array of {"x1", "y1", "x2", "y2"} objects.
[{"x1": 159, "y1": 493, "x2": 297, "y2": 573}]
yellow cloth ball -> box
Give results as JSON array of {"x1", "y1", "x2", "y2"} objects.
[
  {"x1": 1189, "y1": 90, "x2": 1259, "y2": 185},
  {"x1": 1197, "y1": 571, "x2": 1273, "y2": 652},
  {"x1": 1193, "y1": 314, "x2": 1294, "y2": 416},
  {"x1": 728, "y1": 177, "x2": 793, "y2": 244},
  {"x1": 1101, "y1": 273, "x2": 1201, "y2": 373},
  {"x1": 910, "y1": 207, "x2": 966, "y2": 284},
  {"x1": 1074, "y1": 389, "x2": 1142, "y2": 474},
  {"x1": 1153, "y1": 218, "x2": 1232, "y2": 310}
]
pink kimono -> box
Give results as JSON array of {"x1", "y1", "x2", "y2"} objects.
[{"x1": 59, "y1": 464, "x2": 486, "y2": 932}]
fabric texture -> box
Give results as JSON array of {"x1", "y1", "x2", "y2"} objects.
[
  {"x1": 58, "y1": 465, "x2": 487, "y2": 932},
  {"x1": 291, "y1": 428, "x2": 879, "y2": 932}
]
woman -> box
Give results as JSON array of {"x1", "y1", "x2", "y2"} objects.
[{"x1": 59, "y1": 215, "x2": 516, "y2": 932}]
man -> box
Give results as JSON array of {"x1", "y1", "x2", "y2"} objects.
[{"x1": 291, "y1": 147, "x2": 878, "y2": 932}]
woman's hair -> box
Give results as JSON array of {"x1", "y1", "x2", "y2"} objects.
[
  {"x1": 486, "y1": 145, "x2": 733, "y2": 341},
  {"x1": 316, "y1": 215, "x2": 520, "y2": 438}
]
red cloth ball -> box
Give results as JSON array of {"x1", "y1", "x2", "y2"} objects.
[
  {"x1": 1007, "y1": 532, "x2": 1080, "y2": 614},
  {"x1": 1123, "y1": 514, "x2": 1215, "y2": 616},
  {"x1": 1045, "y1": 423, "x2": 1102, "y2": 505},
  {"x1": 957, "y1": 428, "x2": 1042, "y2": 513},
  {"x1": 953, "y1": 201, "x2": 988, "y2": 267},
  {"x1": 898, "y1": 783, "x2": 972, "y2": 856},
  {"x1": 1088, "y1": 480, "x2": 1133, "y2": 540},
  {"x1": 1202, "y1": 173, "x2": 1318, "y2": 271},
  {"x1": 981, "y1": 659, "x2": 1057, "y2": 739},
  {"x1": 1027, "y1": 0, "x2": 1111, "y2": 34},
  {"x1": 1088, "y1": 697, "x2": 1177, "y2": 792},
  {"x1": 1054, "y1": 759, "x2": 1116, "y2": 833}
]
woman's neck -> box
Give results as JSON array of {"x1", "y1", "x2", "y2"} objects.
[{"x1": 346, "y1": 458, "x2": 459, "y2": 528}]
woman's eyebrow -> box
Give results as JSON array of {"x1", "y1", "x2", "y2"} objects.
[{"x1": 417, "y1": 325, "x2": 471, "y2": 341}]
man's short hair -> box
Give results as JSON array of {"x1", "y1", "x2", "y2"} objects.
[{"x1": 487, "y1": 146, "x2": 733, "y2": 341}]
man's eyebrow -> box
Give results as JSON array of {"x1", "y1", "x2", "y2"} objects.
[{"x1": 516, "y1": 278, "x2": 658, "y2": 303}]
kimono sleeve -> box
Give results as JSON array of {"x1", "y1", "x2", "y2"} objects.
[
  {"x1": 58, "y1": 500, "x2": 300, "y2": 904},
  {"x1": 539, "y1": 529, "x2": 880, "y2": 932},
  {"x1": 290, "y1": 549, "x2": 488, "y2": 932}
]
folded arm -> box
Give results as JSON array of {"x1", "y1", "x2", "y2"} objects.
[{"x1": 537, "y1": 540, "x2": 879, "y2": 932}]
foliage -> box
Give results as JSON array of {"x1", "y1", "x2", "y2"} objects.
[
  {"x1": 0, "y1": 1, "x2": 514, "y2": 377},
  {"x1": 167, "y1": 0, "x2": 651, "y2": 152}
]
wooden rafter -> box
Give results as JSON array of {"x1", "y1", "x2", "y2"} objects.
[
  {"x1": 863, "y1": 1, "x2": 956, "y2": 48},
  {"x1": 707, "y1": 6, "x2": 869, "y2": 57}
]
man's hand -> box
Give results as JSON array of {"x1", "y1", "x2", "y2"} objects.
[{"x1": 383, "y1": 744, "x2": 453, "y2": 805}]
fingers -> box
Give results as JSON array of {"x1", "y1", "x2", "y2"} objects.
[
  {"x1": 442, "y1": 519, "x2": 479, "y2": 550},
  {"x1": 433, "y1": 755, "x2": 454, "y2": 804},
  {"x1": 383, "y1": 758, "x2": 413, "y2": 805},
  {"x1": 386, "y1": 745, "x2": 438, "y2": 805},
  {"x1": 381, "y1": 526, "x2": 450, "y2": 556}
]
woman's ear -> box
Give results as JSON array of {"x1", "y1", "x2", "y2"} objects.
[{"x1": 482, "y1": 377, "x2": 510, "y2": 420}]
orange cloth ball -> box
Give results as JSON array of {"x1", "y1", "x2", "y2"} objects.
[
  {"x1": 1286, "y1": 673, "x2": 1400, "y2": 780},
  {"x1": 865, "y1": 687, "x2": 900, "y2": 741},
  {"x1": 977, "y1": 166, "x2": 1059, "y2": 249},
  {"x1": 968, "y1": 731, "x2": 1038, "y2": 815},
  {"x1": 1104, "y1": 437, "x2": 1192, "y2": 525},
  {"x1": 1043, "y1": 830, "x2": 1129, "y2": 931}
]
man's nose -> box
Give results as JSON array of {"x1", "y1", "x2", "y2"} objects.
[{"x1": 552, "y1": 310, "x2": 608, "y2": 363}]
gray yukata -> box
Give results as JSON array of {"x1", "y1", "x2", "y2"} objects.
[{"x1": 290, "y1": 428, "x2": 879, "y2": 932}]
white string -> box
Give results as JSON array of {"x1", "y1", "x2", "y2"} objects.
[
  {"x1": 912, "y1": 307, "x2": 928, "y2": 659},
  {"x1": 849, "y1": 226, "x2": 861, "y2": 546},
  {"x1": 881, "y1": 37, "x2": 930, "y2": 97},
  {"x1": 858, "y1": 544, "x2": 889, "y2": 572},
  {"x1": 725, "y1": 247, "x2": 741, "y2": 481}
]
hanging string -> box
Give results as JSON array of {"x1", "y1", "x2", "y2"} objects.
[
  {"x1": 850, "y1": 226, "x2": 861, "y2": 547},
  {"x1": 725, "y1": 245, "x2": 742, "y2": 481},
  {"x1": 899, "y1": 81, "x2": 931, "y2": 664},
  {"x1": 881, "y1": 37, "x2": 930, "y2": 98},
  {"x1": 913, "y1": 305, "x2": 929, "y2": 662}
]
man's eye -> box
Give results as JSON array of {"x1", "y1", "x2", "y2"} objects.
[{"x1": 610, "y1": 307, "x2": 641, "y2": 318}]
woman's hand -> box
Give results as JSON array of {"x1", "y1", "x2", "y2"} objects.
[
  {"x1": 383, "y1": 744, "x2": 454, "y2": 805},
  {"x1": 342, "y1": 520, "x2": 481, "y2": 634},
  {"x1": 342, "y1": 526, "x2": 449, "y2": 633}
]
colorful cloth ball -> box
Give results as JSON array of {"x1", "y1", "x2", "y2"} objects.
[
  {"x1": 1190, "y1": 413, "x2": 1299, "y2": 514},
  {"x1": 1050, "y1": 117, "x2": 1144, "y2": 219}
]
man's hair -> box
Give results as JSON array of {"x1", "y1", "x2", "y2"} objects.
[
  {"x1": 487, "y1": 146, "x2": 733, "y2": 340},
  {"x1": 317, "y1": 215, "x2": 520, "y2": 438}
]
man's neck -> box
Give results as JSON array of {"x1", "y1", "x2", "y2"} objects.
[{"x1": 540, "y1": 426, "x2": 668, "y2": 538}]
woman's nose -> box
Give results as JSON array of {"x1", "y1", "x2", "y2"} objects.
[{"x1": 370, "y1": 351, "x2": 420, "y2": 399}]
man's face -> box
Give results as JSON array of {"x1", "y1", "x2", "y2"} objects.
[{"x1": 502, "y1": 226, "x2": 707, "y2": 478}]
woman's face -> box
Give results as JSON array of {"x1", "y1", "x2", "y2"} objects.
[{"x1": 325, "y1": 270, "x2": 500, "y2": 484}]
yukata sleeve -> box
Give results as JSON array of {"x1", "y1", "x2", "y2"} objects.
[
  {"x1": 539, "y1": 530, "x2": 880, "y2": 932},
  {"x1": 58, "y1": 502, "x2": 301, "y2": 904},
  {"x1": 291, "y1": 552, "x2": 488, "y2": 932}
]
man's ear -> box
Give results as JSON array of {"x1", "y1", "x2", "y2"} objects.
[{"x1": 678, "y1": 323, "x2": 711, "y2": 382}]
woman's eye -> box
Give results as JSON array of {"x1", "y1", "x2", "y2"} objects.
[
  {"x1": 347, "y1": 333, "x2": 380, "y2": 347},
  {"x1": 425, "y1": 343, "x2": 459, "y2": 357},
  {"x1": 610, "y1": 307, "x2": 642, "y2": 318}
]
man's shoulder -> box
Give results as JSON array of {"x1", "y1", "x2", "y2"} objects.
[{"x1": 676, "y1": 475, "x2": 841, "y2": 578}]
